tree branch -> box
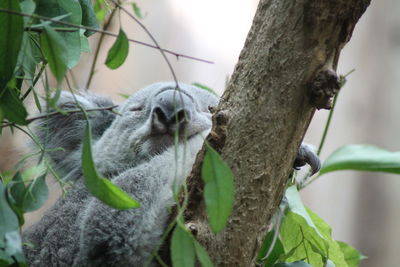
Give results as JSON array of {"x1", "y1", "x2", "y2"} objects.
[
  {"x1": 0, "y1": 8, "x2": 214, "y2": 64},
  {"x1": 1, "y1": 105, "x2": 118, "y2": 129},
  {"x1": 184, "y1": 0, "x2": 371, "y2": 265},
  {"x1": 85, "y1": 7, "x2": 118, "y2": 90}
]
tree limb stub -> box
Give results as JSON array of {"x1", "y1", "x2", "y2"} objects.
[{"x1": 184, "y1": 0, "x2": 371, "y2": 266}]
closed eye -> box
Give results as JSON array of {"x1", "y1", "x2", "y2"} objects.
[{"x1": 130, "y1": 106, "x2": 143, "y2": 112}]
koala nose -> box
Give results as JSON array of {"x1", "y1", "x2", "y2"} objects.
[{"x1": 152, "y1": 90, "x2": 193, "y2": 134}]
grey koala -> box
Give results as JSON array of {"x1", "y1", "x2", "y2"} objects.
[{"x1": 22, "y1": 82, "x2": 320, "y2": 266}]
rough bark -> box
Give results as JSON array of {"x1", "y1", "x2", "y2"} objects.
[{"x1": 184, "y1": 0, "x2": 371, "y2": 266}]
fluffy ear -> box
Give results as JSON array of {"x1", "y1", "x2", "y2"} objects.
[{"x1": 35, "y1": 91, "x2": 117, "y2": 176}]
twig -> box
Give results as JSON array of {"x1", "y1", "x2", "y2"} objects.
[
  {"x1": 317, "y1": 69, "x2": 354, "y2": 156},
  {"x1": 110, "y1": 0, "x2": 179, "y2": 87},
  {"x1": 22, "y1": 61, "x2": 47, "y2": 101},
  {"x1": 1, "y1": 105, "x2": 118, "y2": 129},
  {"x1": 86, "y1": 7, "x2": 118, "y2": 90},
  {"x1": 0, "y1": 8, "x2": 213, "y2": 64},
  {"x1": 25, "y1": 27, "x2": 78, "y2": 32},
  {"x1": 316, "y1": 94, "x2": 338, "y2": 156}
]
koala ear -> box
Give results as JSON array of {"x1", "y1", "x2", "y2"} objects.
[{"x1": 35, "y1": 91, "x2": 116, "y2": 176}]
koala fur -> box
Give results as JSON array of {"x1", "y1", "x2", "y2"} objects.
[
  {"x1": 23, "y1": 82, "x2": 319, "y2": 266},
  {"x1": 23, "y1": 82, "x2": 218, "y2": 266}
]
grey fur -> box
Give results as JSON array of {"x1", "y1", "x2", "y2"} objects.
[
  {"x1": 23, "y1": 82, "x2": 319, "y2": 266},
  {"x1": 23, "y1": 82, "x2": 218, "y2": 266}
]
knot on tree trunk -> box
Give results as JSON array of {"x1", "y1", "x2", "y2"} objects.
[
  {"x1": 208, "y1": 109, "x2": 229, "y2": 152},
  {"x1": 310, "y1": 68, "x2": 340, "y2": 110}
]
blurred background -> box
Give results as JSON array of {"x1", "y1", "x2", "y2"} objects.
[{"x1": 1, "y1": 1, "x2": 399, "y2": 266}]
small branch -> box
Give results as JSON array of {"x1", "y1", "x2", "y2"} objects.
[
  {"x1": 1, "y1": 105, "x2": 118, "y2": 129},
  {"x1": 86, "y1": 7, "x2": 118, "y2": 90},
  {"x1": 25, "y1": 27, "x2": 78, "y2": 33},
  {"x1": 22, "y1": 61, "x2": 47, "y2": 101},
  {"x1": 0, "y1": 8, "x2": 214, "y2": 64},
  {"x1": 110, "y1": 0, "x2": 179, "y2": 87}
]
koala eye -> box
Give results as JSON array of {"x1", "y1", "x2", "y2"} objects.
[{"x1": 129, "y1": 106, "x2": 143, "y2": 112}]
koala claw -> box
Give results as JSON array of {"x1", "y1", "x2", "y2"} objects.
[{"x1": 293, "y1": 144, "x2": 321, "y2": 176}]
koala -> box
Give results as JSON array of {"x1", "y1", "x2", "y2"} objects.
[{"x1": 22, "y1": 82, "x2": 320, "y2": 266}]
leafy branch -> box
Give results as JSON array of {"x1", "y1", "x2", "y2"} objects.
[
  {"x1": 109, "y1": 0, "x2": 179, "y2": 86},
  {"x1": 1, "y1": 105, "x2": 118, "y2": 129},
  {"x1": 0, "y1": 8, "x2": 214, "y2": 64},
  {"x1": 85, "y1": 7, "x2": 118, "y2": 89}
]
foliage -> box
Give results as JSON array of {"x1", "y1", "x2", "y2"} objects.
[
  {"x1": 202, "y1": 143, "x2": 234, "y2": 233},
  {"x1": 82, "y1": 122, "x2": 140, "y2": 209},
  {"x1": 320, "y1": 145, "x2": 400, "y2": 175},
  {"x1": 105, "y1": 29, "x2": 129, "y2": 69},
  {"x1": 256, "y1": 186, "x2": 366, "y2": 267}
]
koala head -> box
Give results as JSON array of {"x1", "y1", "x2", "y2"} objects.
[
  {"x1": 36, "y1": 82, "x2": 218, "y2": 179},
  {"x1": 92, "y1": 82, "x2": 219, "y2": 174}
]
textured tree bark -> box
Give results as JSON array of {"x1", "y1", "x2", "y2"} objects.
[{"x1": 184, "y1": 0, "x2": 371, "y2": 266}]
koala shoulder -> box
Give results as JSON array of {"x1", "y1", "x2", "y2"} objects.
[{"x1": 34, "y1": 91, "x2": 116, "y2": 177}]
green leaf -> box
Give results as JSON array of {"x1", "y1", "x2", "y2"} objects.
[
  {"x1": 0, "y1": 183, "x2": 26, "y2": 266},
  {"x1": 20, "y1": 0, "x2": 36, "y2": 25},
  {"x1": 307, "y1": 208, "x2": 348, "y2": 267},
  {"x1": 257, "y1": 229, "x2": 285, "y2": 267},
  {"x1": 23, "y1": 174, "x2": 48, "y2": 212},
  {"x1": 82, "y1": 122, "x2": 140, "y2": 210},
  {"x1": 320, "y1": 145, "x2": 400, "y2": 175},
  {"x1": 273, "y1": 261, "x2": 313, "y2": 267},
  {"x1": 4, "y1": 231, "x2": 26, "y2": 265},
  {"x1": 0, "y1": 249, "x2": 13, "y2": 265},
  {"x1": 80, "y1": 30, "x2": 91, "y2": 53},
  {"x1": 201, "y1": 144, "x2": 234, "y2": 233},
  {"x1": 285, "y1": 185, "x2": 321, "y2": 236},
  {"x1": 58, "y1": 0, "x2": 82, "y2": 69},
  {"x1": 9, "y1": 172, "x2": 26, "y2": 206},
  {"x1": 0, "y1": 0, "x2": 24, "y2": 89},
  {"x1": 337, "y1": 241, "x2": 366, "y2": 267},
  {"x1": 105, "y1": 29, "x2": 129, "y2": 69},
  {"x1": 79, "y1": 0, "x2": 100, "y2": 36},
  {"x1": 280, "y1": 211, "x2": 326, "y2": 266},
  {"x1": 171, "y1": 224, "x2": 195, "y2": 267},
  {"x1": 33, "y1": 90, "x2": 42, "y2": 112},
  {"x1": 16, "y1": 32, "x2": 39, "y2": 83},
  {"x1": 192, "y1": 83, "x2": 218, "y2": 96},
  {"x1": 94, "y1": 0, "x2": 106, "y2": 22},
  {"x1": 132, "y1": 3, "x2": 143, "y2": 19},
  {"x1": 0, "y1": 181, "x2": 19, "y2": 240},
  {"x1": 0, "y1": 87, "x2": 28, "y2": 125},
  {"x1": 281, "y1": 186, "x2": 349, "y2": 266},
  {"x1": 193, "y1": 239, "x2": 214, "y2": 267},
  {"x1": 20, "y1": 0, "x2": 35, "y2": 14},
  {"x1": 36, "y1": 0, "x2": 82, "y2": 69},
  {"x1": 40, "y1": 25, "x2": 68, "y2": 81},
  {"x1": 63, "y1": 31, "x2": 82, "y2": 69},
  {"x1": 7, "y1": 173, "x2": 26, "y2": 226},
  {"x1": 280, "y1": 207, "x2": 350, "y2": 267}
]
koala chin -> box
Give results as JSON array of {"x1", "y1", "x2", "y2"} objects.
[{"x1": 22, "y1": 82, "x2": 319, "y2": 266}]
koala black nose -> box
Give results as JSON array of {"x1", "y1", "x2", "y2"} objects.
[{"x1": 152, "y1": 89, "x2": 193, "y2": 134}]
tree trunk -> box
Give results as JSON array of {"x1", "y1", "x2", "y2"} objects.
[{"x1": 185, "y1": 0, "x2": 371, "y2": 266}]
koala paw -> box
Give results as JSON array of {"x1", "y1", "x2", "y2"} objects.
[{"x1": 293, "y1": 143, "x2": 321, "y2": 175}]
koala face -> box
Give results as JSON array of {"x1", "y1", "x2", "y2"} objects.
[{"x1": 93, "y1": 82, "x2": 219, "y2": 173}]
